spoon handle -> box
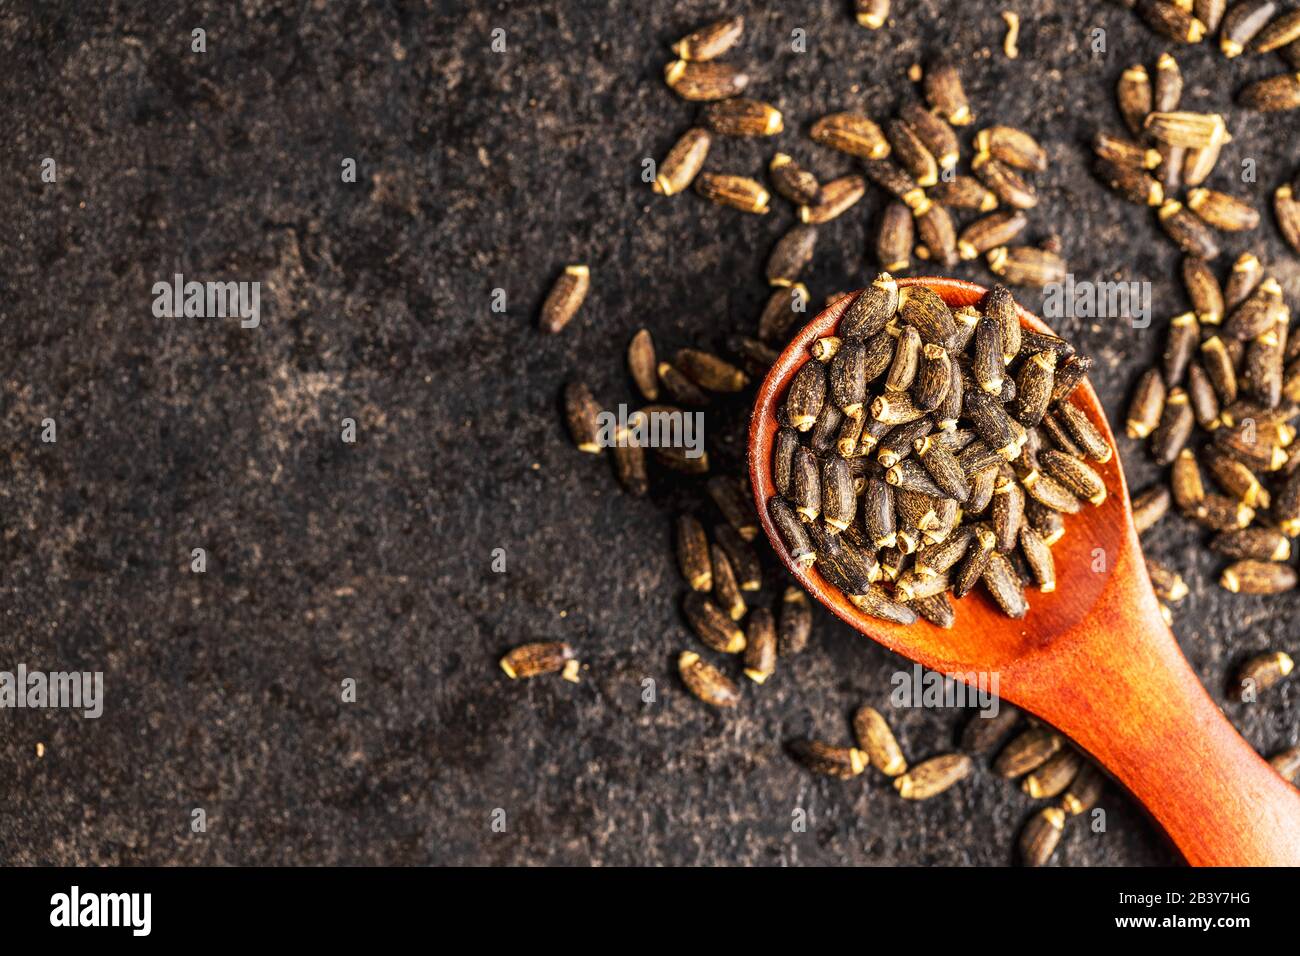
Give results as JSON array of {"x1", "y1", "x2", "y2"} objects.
[{"x1": 1019, "y1": 582, "x2": 1300, "y2": 866}]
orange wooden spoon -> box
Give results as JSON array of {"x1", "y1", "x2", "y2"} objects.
[{"x1": 748, "y1": 276, "x2": 1300, "y2": 866}]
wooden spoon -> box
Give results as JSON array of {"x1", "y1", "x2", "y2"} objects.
[{"x1": 748, "y1": 276, "x2": 1300, "y2": 866}]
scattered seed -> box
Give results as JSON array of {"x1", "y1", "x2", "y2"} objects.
[
  {"x1": 541, "y1": 265, "x2": 591, "y2": 334},
  {"x1": 778, "y1": 587, "x2": 812, "y2": 654},
  {"x1": 663, "y1": 59, "x2": 749, "y2": 101},
  {"x1": 1024, "y1": 748, "x2": 1083, "y2": 798},
  {"x1": 1221, "y1": 559, "x2": 1297, "y2": 594},
  {"x1": 702, "y1": 98, "x2": 784, "y2": 137},
  {"x1": 1019, "y1": 807, "x2": 1066, "y2": 866},
  {"x1": 972, "y1": 153, "x2": 1038, "y2": 209},
  {"x1": 799, "y1": 174, "x2": 867, "y2": 224},
  {"x1": 766, "y1": 224, "x2": 818, "y2": 287},
  {"x1": 1222, "y1": 0, "x2": 1281, "y2": 56},
  {"x1": 695, "y1": 172, "x2": 770, "y2": 213},
  {"x1": 924, "y1": 60, "x2": 972, "y2": 125},
  {"x1": 563, "y1": 381, "x2": 604, "y2": 453},
  {"x1": 853, "y1": 705, "x2": 908, "y2": 775},
  {"x1": 894, "y1": 753, "x2": 972, "y2": 798},
  {"x1": 683, "y1": 591, "x2": 746, "y2": 653},
  {"x1": 1093, "y1": 131, "x2": 1162, "y2": 169},
  {"x1": 671, "y1": 15, "x2": 745, "y2": 61},
  {"x1": 1237, "y1": 72, "x2": 1300, "y2": 112},
  {"x1": 792, "y1": 739, "x2": 868, "y2": 779},
  {"x1": 900, "y1": 102, "x2": 961, "y2": 170},
  {"x1": 1137, "y1": 0, "x2": 1208, "y2": 42},
  {"x1": 653, "y1": 128, "x2": 711, "y2": 196},
  {"x1": 758, "y1": 283, "x2": 810, "y2": 345},
  {"x1": 769, "y1": 153, "x2": 822, "y2": 206},
  {"x1": 742, "y1": 607, "x2": 777, "y2": 683},
  {"x1": 886, "y1": 117, "x2": 940, "y2": 187},
  {"x1": 1132, "y1": 484, "x2": 1172, "y2": 533},
  {"x1": 768, "y1": 497, "x2": 815, "y2": 566},
  {"x1": 1237, "y1": 650, "x2": 1294, "y2": 694},
  {"x1": 678, "y1": 650, "x2": 741, "y2": 707},
  {"x1": 811, "y1": 112, "x2": 891, "y2": 158},
  {"x1": 994, "y1": 726, "x2": 1062, "y2": 777},
  {"x1": 877, "y1": 201, "x2": 914, "y2": 272},
  {"x1": 1187, "y1": 188, "x2": 1260, "y2": 232},
  {"x1": 500, "y1": 641, "x2": 575, "y2": 679}
]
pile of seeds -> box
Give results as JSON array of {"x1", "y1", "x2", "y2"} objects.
[
  {"x1": 767, "y1": 274, "x2": 1110, "y2": 625},
  {"x1": 1125, "y1": 250, "x2": 1300, "y2": 597},
  {"x1": 1114, "y1": 0, "x2": 1300, "y2": 114},
  {"x1": 1096, "y1": 51, "x2": 1262, "y2": 261}
]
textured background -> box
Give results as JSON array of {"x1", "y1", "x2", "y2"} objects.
[{"x1": 1, "y1": 0, "x2": 1297, "y2": 865}]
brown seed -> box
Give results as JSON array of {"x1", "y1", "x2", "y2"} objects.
[
  {"x1": 840, "y1": 274, "x2": 902, "y2": 342},
  {"x1": 994, "y1": 727, "x2": 1062, "y2": 777},
  {"x1": 877, "y1": 201, "x2": 914, "y2": 272},
  {"x1": 500, "y1": 641, "x2": 575, "y2": 679},
  {"x1": 1225, "y1": 252, "x2": 1264, "y2": 312},
  {"x1": 1191, "y1": 491, "x2": 1256, "y2": 530},
  {"x1": 766, "y1": 224, "x2": 818, "y2": 287},
  {"x1": 924, "y1": 60, "x2": 973, "y2": 125},
  {"x1": 677, "y1": 348, "x2": 748, "y2": 393},
  {"x1": 1171, "y1": 447, "x2": 1207, "y2": 511},
  {"x1": 541, "y1": 265, "x2": 591, "y2": 334},
  {"x1": 676, "y1": 514, "x2": 713, "y2": 591},
  {"x1": 1269, "y1": 744, "x2": 1300, "y2": 783},
  {"x1": 894, "y1": 753, "x2": 972, "y2": 798},
  {"x1": 1021, "y1": 467, "x2": 1083, "y2": 514},
  {"x1": 1146, "y1": 557, "x2": 1190, "y2": 602},
  {"x1": 1015, "y1": 351, "x2": 1058, "y2": 427},
  {"x1": 1118, "y1": 65, "x2": 1153, "y2": 135},
  {"x1": 694, "y1": 173, "x2": 770, "y2": 214},
  {"x1": 671, "y1": 15, "x2": 745, "y2": 61},
  {"x1": 800, "y1": 174, "x2": 867, "y2": 224},
  {"x1": 1158, "y1": 142, "x2": 1185, "y2": 196},
  {"x1": 831, "y1": 340, "x2": 870, "y2": 415},
  {"x1": 1205, "y1": 446, "x2": 1269, "y2": 507},
  {"x1": 1236, "y1": 651, "x2": 1295, "y2": 694},
  {"x1": 1278, "y1": 468, "x2": 1300, "y2": 534},
  {"x1": 1040, "y1": 448, "x2": 1106, "y2": 505},
  {"x1": 958, "y1": 210, "x2": 1029, "y2": 260},
  {"x1": 702, "y1": 98, "x2": 784, "y2": 137},
  {"x1": 1222, "y1": 0, "x2": 1281, "y2": 55},
  {"x1": 1144, "y1": 111, "x2": 1228, "y2": 149},
  {"x1": 657, "y1": 362, "x2": 710, "y2": 406},
  {"x1": 707, "y1": 476, "x2": 757, "y2": 543},
  {"x1": 1201, "y1": 336, "x2": 1239, "y2": 405},
  {"x1": 952, "y1": 523, "x2": 997, "y2": 597},
  {"x1": 792, "y1": 740, "x2": 868, "y2": 779},
  {"x1": 1151, "y1": 387, "x2": 1195, "y2": 464},
  {"x1": 1211, "y1": 527, "x2": 1291, "y2": 561},
  {"x1": 987, "y1": 246, "x2": 1065, "y2": 287},
  {"x1": 1196, "y1": 0, "x2": 1228, "y2": 33},
  {"x1": 849, "y1": 585, "x2": 918, "y2": 623},
  {"x1": 975, "y1": 125, "x2": 1048, "y2": 173},
  {"x1": 768, "y1": 152, "x2": 822, "y2": 206},
  {"x1": 779, "y1": 587, "x2": 813, "y2": 655},
  {"x1": 886, "y1": 117, "x2": 940, "y2": 187},
  {"x1": 1132, "y1": 484, "x2": 1172, "y2": 533},
  {"x1": 1019, "y1": 807, "x2": 1067, "y2": 867},
  {"x1": 1187, "y1": 188, "x2": 1260, "y2": 232},
  {"x1": 1225, "y1": 277, "x2": 1284, "y2": 341},
  {"x1": 1094, "y1": 157, "x2": 1164, "y2": 206},
  {"x1": 1127, "y1": 367, "x2": 1168, "y2": 438},
  {"x1": 909, "y1": 592, "x2": 956, "y2": 628},
  {"x1": 742, "y1": 607, "x2": 777, "y2": 683},
  {"x1": 1137, "y1": 0, "x2": 1208, "y2": 41},
  {"x1": 1024, "y1": 748, "x2": 1083, "y2": 798},
  {"x1": 862, "y1": 158, "x2": 926, "y2": 208},
  {"x1": 1221, "y1": 560, "x2": 1297, "y2": 594},
  {"x1": 856, "y1": 0, "x2": 891, "y2": 28},
  {"x1": 900, "y1": 102, "x2": 961, "y2": 169},
  {"x1": 678, "y1": 650, "x2": 741, "y2": 707},
  {"x1": 683, "y1": 591, "x2": 746, "y2": 653},
  {"x1": 758, "y1": 283, "x2": 810, "y2": 345},
  {"x1": 810, "y1": 112, "x2": 891, "y2": 158},
  {"x1": 611, "y1": 418, "x2": 648, "y2": 496},
  {"x1": 1154, "y1": 52, "x2": 1184, "y2": 112},
  {"x1": 1093, "y1": 131, "x2": 1162, "y2": 169},
  {"x1": 984, "y1": 551, "x2": 1029, "y2": 618},
  {"x1": 853, "y1": 706, "x2": 908, "y2": 775},
  {"x1": 821, "y1": 456, "x2": 857, "y2": 532},
  {"x1": 1238, "y1": 72, "x2": 1300, "y2": 111},
  {"x1": 1275, "y1": 184, "x2": 1300, "y2": 255},
  {"x1": 915, "y1": 201, "x2": 959, "y2": 267},
  {"x1": 791, "y1": 447, "x2": 822, "y2": 522},
  {"x1": 715, "y1": 524, "x2": 762, "y2": 592},
  {"x1": 654, "y1": 442, "x2": 710, "y2": 474},
  {"x1": 653, "y1": 127, "x2": 711, "y2": 196},
  {"x1": 1159, "y1": 199, "x2": 1220, "y2": 258},
  {"x1": 769, "y1": 496, "x2": 815, "y2": 566},
  {"x1": 1182, "y1": 140, "x2": 1224, "y2": 187},
  {"x1": 1256, "y1": 9, "x2": 1300, "y2": 50},
  {"x1": 1183, "y1": 257, "x2": 1225, "y2": 325},
  {"x1": 972, "y1": 153, "x2": 1038, "y2": 209},
  {"x1": 711, "y1": 544, "x2": 747, "y2": 621},
  {"x1": 929, "y1": 174, "x2": 999, "y2": 211},
  {"x1": 663, "y1": 59, "x2": 749, "y2": 101},
  {"x1": 628, "y1": 329, "x2": 659, "y2": 401},
  {"x1": 785, "y1": 361, "x2": 827, "y2": 431},
  {"x1": 960, "y1": 701, "x2": 1021, "y2": 753},
  {"x1": 812, "y1": 336, "x2": 842, "y2": 363},
  {"x1": 1018, "y1": 525, "x2": 1057, "y2": 591},
  {"x1": 1164, "y1": 311, "x2": 1200, "y2": 385},
  {"x1": 563, "y1": 381, "x2": 604, "y2": 453}
]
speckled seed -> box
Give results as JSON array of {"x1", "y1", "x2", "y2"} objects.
[
  {"x1": 742, "y1": 607, "x2": 777, "y2": 683},
  {"x1": 1254, "y1": 9, "x2": 1300, "y2": 51},
  {"x1": 658, "y1": 362, "x2": 710, "y2": 406},
  {"x1": 1093, "y1": 131, "x2": 1161, "y2": 169},
  {"x1": 563, "y1": 381, "x2": 604, "y2": 453},
  {"x1": 710, "y1": 544, "x2": 746, "y2": 621},
  {"x1": 915, "y1": 201, "x2": 959, "y2": 266},
  {"x1": 1024, "y1": 748, "x2": 1083, "y2": 798},
  {"x1": 653, "y1": 128, "x2": 711, "y2": 196},
  {"x1": 973, "y1": 153, "x2": 1038, "y2": 209},
  {"x1": 500, "y1": 641, "x2": 575, "y2": 679},
  {"x1": 831, "y1": 340, "x2": 869, "y2": 414},
  {"x1": 1132, "y1": 484, "x2": 1172, "y2": 533},
  {"x1": 627, "y1": 330, "x2": 659, "y2": 401},
  {"x1": 800, "y1": 175, "x2": 867, "y2": 224},
  {"x1": 678, "y1": 349, "x2": 749, "y2": 393},
  {"x1": 1015, "y1": 351, "x2": 1057, "y2": 426},
  {"x1": 1159, "y1": 200, "x2": 1220, "y2": 258},
  {"x1": 994, "y1": 726, "x2": 1062, "y2": 777},
  {"x1": 769, "y1": 497, "x2": 815, "y2": 566},
  {"x1": 768, "y1": 153, "x2": 822, "y2": 206},
  {"x1": 778, "y1": 587, "x2": 812, "y2": 655},
  {"x1": 1138, "y1": 0, "x2": 1208, "y2": 42},
  {"x1": 1196, "y1": 0, "x2": 1228, "y2": 33},
  {"x1": 976, "y1": 125, "x2": 1047, "y2": 173},
  {"x1": 877, "y1": 201, "x2": 914, "y2": 272},
  {"x1": 671, "y1": 15, "x2": 745, "y2": 61},
  {"x1": 702, "y1": 98, "x2": 784, "y2": 137},
  {"x1": 853, "y1": 706, "x2": 908, "y2": 775},
  {"x1": 785, "y1": 361, "x2": 827, "y2": 431},
  {"x1": 1094, "y1": 157, "x2": 1164, "y2": 206},
  {"x1": 958, "y1": 210, "x2": 1029, "y2": 260},
  {"x1": 900, "y1": 101, "x2": 960, "y2": 170},
  {"x1": 894, "y1": 753, "x2": 972, "y2": 798},
  {"x1": 1183, "y1": 257, "x2": 1224, "y2": 325},
  {"x1": 792, "y1": 740, "x2": 868, "y2": 779},
  {"x1": 1118, "y1": 65, "x2": 1153, "y2": 135},
  {"x1": 1171, "y1": 448, "x2": 1206, "y2": 511},
  {"x1": 1221, "y1": 560, "x2": 1297, "y2": 594},
  {"x1": 1237, "y1": 651, "x2": 1294, "y2": 695},
  {"x1": 1276, "y1": 185, "x2": 1300, "y2": 255},
  {"x1": 1055, "y1": 400, "x2": 1113, "y2": 463},
  {"x1": 1187, "y1": 188, "x2": 1260, "y2": 232},
  {"x1": 684, "y1": 591, "x2": 746, "y2": 654},
  {"x1": 987, "y1": 246, "x2": 1066, "y2": 287},
  {"x1": 1019, "y1": 807, "x2": 1066, "y2": 867},
  {"x1": 1150, "y1": 387, "x2": 1195, "y2": 465},
  {"x1": 1146, "y1": 557, "x2": 1189, "y2": 603},
  {"x1": 1225, "y1": 278, "x2": 1284, "y2": 341},
  {"x1": 863, "y1": 159, "x2": 926, "y2": 208},
  {"x1": 541, "y1": 265, "x2": 591, "y2": 333},
  {"x1": 1182, "y1": 140, "x2": 1223, "y2": 187},
  {"x1": 714, "y1": 523, "x2": 762, "y2": 592},
  {"x1": 929, "y1": 175, "x2": 998, "y2": 213},
  {"x1": 848, "y1": 586, "x2": 918, "y2": 624},
  {"x1": 960, "y1": 701, "x2": 1021, "y2": 752},
  {"x1": 1204, "y1": 448, "x2": 1268, "y2": 507},
  {"x1": 1018, "y1": 525, "x2": 1057, "y2": 592},
  {"x1": 791, "y1": 447, "x2": 822, "y2": 521},
  {"x1": 1154, "y1": 52, "x2": 1183, "y2": 112},
  {"x1": 663, "y1": 59, "x2": 749, "y2": 100},
  {"x1": 695, "y1": 173, "x2": 770, "y2": 213},
  {"x1": 923, "y1": 60, "x2": 972, "y2": 125},
  {"x1": 1238, "y1": 72, "x2": 1300, "y2": 112},
  {"x1": 1276, "y1": 469, "x2": 1300, "y2": 535},
  {"x1": 678, "y1": 651, "x2": 741, "y2": 707},
  {"x1": 758, "y1": 283, "x2": 809, "y2": 345},
  {"x1": 1224, "y1": 252, "x2": 1264, "y2": 312},
  {"x1": 1211, "y1": 527, "x2": 1292, "y2": 561},
  {"x1": 983, "y1": 551, "x2": 1029, "y2": 618},
  {"x1": 1144, "y1": 111, "x2": 1227, "y2": 149},
  {"x1": 810, "y1": 112, "x2": 891, "y2": 158},
  {"x1": 1127, "y1": 367, "x2": 1167, "y2": 438},
  {"x1": 766, "y1": 224, "x2": 818, "y2": 287},
  {"x1": 886, "y1": 117, "x2": 940, "y2": 187},
  {"x1": 1200, "y1": 336, "x2": 1239, "y2": 406}
]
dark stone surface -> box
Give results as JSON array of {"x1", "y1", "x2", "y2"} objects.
[{"x1": 1, "y1": 0, "x2": 1296, "y2": 865}]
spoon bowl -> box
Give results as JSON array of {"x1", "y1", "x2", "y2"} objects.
[{"x1": 749, "y1": 276, "x2": 1300, "y2": 866}]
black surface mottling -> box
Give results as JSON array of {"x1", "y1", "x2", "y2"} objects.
[{"x1": 1, "y1": 0, "x2": 1296, "y2": 865}]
